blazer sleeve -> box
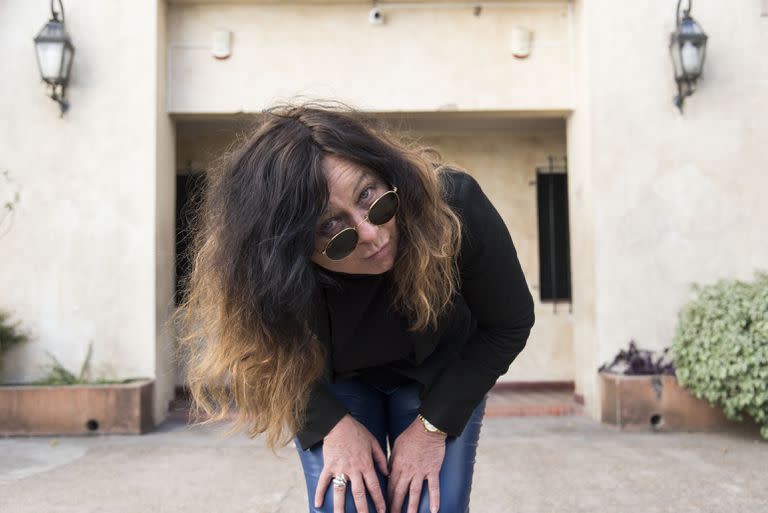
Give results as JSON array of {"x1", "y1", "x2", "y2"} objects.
[
  {"x1": 295, "y1": 379, "x2": 349, "y2": 451},
  {"x1": 417, "y1": 171, "x2": 536, "y2": 436}
]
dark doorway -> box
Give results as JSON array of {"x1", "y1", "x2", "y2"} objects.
[{"x1": 175, "y1": 172, "x2": 206, "y2": 306}]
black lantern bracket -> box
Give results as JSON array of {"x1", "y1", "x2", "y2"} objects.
[
  {"x1": 33, "y1": 0, "x2": 75, "y2": 117},
  {"x1": 669, "y1": 0, "x2": 708, "y2": 113}
]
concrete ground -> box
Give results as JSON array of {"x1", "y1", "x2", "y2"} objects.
[{"x1": 1, "y1": 415, "x2": 765, "y2": 513}]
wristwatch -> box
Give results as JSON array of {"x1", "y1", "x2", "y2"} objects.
[{"x1": 417, "y1": 413, "x2": 447, "y2": 436}]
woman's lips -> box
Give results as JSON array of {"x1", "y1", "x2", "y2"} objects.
[{"x1": 366, "y1": 241, "x2": 390, "y2": 259}]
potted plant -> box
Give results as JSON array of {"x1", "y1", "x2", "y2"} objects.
[
  {"x1": 672, "y1": 270, "x2": 768, "y2": 440},
  {"x1": 598, "y1": 339, "x2": 740, "y2": 432},
  {"x1": 0, "y1": 337, "x2": 154, "y2": 436},
  {"x1": 1, "y1": 173, "x2": 155, "y2": 436},
  {"x1": 0, "y1": 309, "x2": 29, "y2": 375}
]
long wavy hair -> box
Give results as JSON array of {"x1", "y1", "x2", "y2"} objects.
[{"x1": 171, "y1": 100, "x2": 464, "y2": 452}]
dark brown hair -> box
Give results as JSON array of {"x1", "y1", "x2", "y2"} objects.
[{"x1": 171, "y1": 99, "x2": 463, "y2": 452}]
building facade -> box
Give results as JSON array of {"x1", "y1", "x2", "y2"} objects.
[{"x1": 1, "y1": 0, "x2": 766, "y2": 425}]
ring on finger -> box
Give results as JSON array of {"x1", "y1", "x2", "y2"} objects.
[{"x1": 332, "y1": 473, "x2": 349, "y2": 489}]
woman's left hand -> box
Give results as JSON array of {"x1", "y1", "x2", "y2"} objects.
[{"x1": 387, "y1": 418, "x2": 447, "y2": 513}]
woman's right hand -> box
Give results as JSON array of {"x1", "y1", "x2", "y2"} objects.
[{"x1": 315, "y1": 413, "x2": 389, "y2": 513}]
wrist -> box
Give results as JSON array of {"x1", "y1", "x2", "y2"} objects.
[
  {"x1": 416, "y1": 413, "x2": 447, "y2": 437},
  {"x1": 325, "y1": 413, "x2": 352, "y2": 439}
]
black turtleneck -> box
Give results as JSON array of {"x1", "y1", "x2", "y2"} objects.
[{"x1": 296, "y1": 169, "x2": 535, "y2": 451}]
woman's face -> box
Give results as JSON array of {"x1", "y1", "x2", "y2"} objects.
[{"x1": 310, "y1": 154, "x2": 399, "y2": 275}]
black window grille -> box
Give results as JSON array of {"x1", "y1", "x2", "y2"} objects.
[{"x1": 536, "y1": 157, "x2": 572, "y2": 303}]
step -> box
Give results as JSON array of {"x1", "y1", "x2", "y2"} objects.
[
  {"x1": 485, "y1": 386, "x2": 582, "y2": 417},
  {"x1": 168, "y1": 382, "x2": 582, "y2": 423}
]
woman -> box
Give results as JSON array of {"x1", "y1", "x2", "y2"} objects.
[{"x1": 173, "y1": 100, "x2": 535, "y2": 513}]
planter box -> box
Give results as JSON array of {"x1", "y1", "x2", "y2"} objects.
[
  {"x1": 599, "y1": 373, "x2": 749, "y2": 432},
  {"x1": 0, "y1": 379, "x2": 154, "y2": 436}
]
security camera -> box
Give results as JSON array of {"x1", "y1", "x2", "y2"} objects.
[{"x1": 368, "y1": 7, "x2": 384, "y2": 25}]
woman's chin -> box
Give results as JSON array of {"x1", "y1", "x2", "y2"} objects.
[
  {"x1": 368, "y1": 257, "x2": 395, "y2": 274},
  {"x1": 351, "y1": 254, "x2": 396, "y2": 275}
]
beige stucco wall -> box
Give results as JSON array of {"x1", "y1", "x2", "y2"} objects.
[
  {"x1": 176, "y1": 116, "x2": 572, "y2": 383},
  {"x1": 4, "y1": 0, "x2": 764, "y2": 425},
  {"x1": 155, "y1": 1, "x2": 179, "y2": 425},
  {"x1": 565, "y1": 0, "x2": 599, "y2": 415},
  {"x1": 0, "y1": 0, "x2": 175, "y2": 424},
  {"x1": 568, "y1": 0, "x2": 768, "y2": 418},
  {"x1": 166, "y1": 0, "x2": 574, "y2": 113}
]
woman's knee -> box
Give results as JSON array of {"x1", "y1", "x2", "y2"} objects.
[
  {"x1": 396, "y1": 478, "x2": 471, "y2": 513},
  {"x1": 294, "y1": 434, "x2": 389, "y2": 513}
]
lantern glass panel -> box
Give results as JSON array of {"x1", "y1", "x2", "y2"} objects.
[
  {"x1": 36, "y1": 41, "x2": 65, "y2": 81},
  {"x1": 681, "y1": 41, "x2": 702, "y2": 76},
  {"x1": 62, "y1": 44, "x2": 73, "y2": 80}
]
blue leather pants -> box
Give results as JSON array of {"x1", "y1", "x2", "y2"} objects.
[{"x1": 293, "y1": 376, "x2": 488, "y2": 513}]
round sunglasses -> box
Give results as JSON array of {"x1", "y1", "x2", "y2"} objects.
[{"x1": 320, "y1": 185, "x2": 400, "y2": 261}]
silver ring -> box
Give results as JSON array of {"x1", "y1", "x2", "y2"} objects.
[{"x1": 332, "y1": 473, "x2": 349, "y2": 489}]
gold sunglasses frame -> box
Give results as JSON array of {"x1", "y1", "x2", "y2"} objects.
[{"x1": 321, "y1": 185, "x2": 399, "y2": 261}]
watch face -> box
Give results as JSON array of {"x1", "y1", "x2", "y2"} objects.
[{"x1": 420, "y1": 415, "x2": 437, "y2": 431}]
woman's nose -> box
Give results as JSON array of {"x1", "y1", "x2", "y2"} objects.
[{"x1": 355, "y1": 216, "x2": 379, "y2": 243}]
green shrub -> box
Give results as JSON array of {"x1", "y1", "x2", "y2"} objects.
[{"x1": 672, "y1": 270, "x2": 768, "y2": 439}]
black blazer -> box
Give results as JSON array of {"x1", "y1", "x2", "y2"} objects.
[{"x1": 296, "y1": 169, "x2": 536, "y2": 450}]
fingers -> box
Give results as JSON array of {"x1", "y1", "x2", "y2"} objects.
[
  {"x1": 372, "y1": 441, "x2": 390, "y2": 477},
  {"x1": 427, "y1": 474, "x2": 440, "y2": 513},
  {"x1": 350, "y1": 472, "x2": 372, "y2": 513},
  {"x1": 317, "y1": 469, "x2": 386, "y2": 513},
  {"x1": 315, "y1": 467, "x2": 330, "y2": 509},
  {"x1": 406, "y1": 478, "x2": 424, "y2": 513},
  {"x1": 333, "y1": 476, "x2": 346, "y2": 513},
  {"x1": 390, "y1": 475, "x2": 435, "y2": 513},
  {"x1": 388, "y1": 472, "x2": 409, "y2": 513},
  {"x1": 369, "y1": 441, "x2": 389, "y2": 513},
  {"x1": 315, "y1": 470, "x2": 348, "y2": 513},
  {"x1": 362, "y1": 469, "x2": 386, "y2": 513}
]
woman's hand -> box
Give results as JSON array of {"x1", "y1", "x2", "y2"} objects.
[
  {"x1": 315, "y1": 413, "x2": 389, "y2": 513},
  {"x1": 387, "y1": 418, "x2": 447, "y2": 513}
]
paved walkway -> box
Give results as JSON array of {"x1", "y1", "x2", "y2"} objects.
[{"x1": 1, "y1": 415, "x2": 765, "y2": 513}]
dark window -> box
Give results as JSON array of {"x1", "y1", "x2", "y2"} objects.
[{"x1": 536, "y1": 169, "x2": 572, "y2": 302}]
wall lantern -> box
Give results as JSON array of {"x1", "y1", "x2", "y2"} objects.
[
  {"x1": 669, "y1": 0, "x2": 708, "y2": 113},
  {"x1": 33, "y1": 0, "x2": 75, "y2": 117}
]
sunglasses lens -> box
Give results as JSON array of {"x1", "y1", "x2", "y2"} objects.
[
  {"x1": 368, "y1": 191, "x2": 399, "y2": 225},
  {"x1": 324, "y1": 228, "x2": 358, "y2": 260}
]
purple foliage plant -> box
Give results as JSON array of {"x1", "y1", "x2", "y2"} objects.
[{"x1": 598, "y1": 339, "x2": 676, "y2": 376}]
